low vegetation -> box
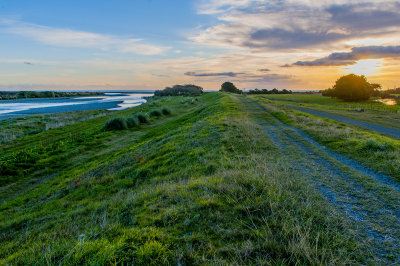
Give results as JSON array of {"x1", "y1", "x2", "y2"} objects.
[
  {"x1": 136, "y1": 113, "x2": 149, "y2": 123},
  {"x1": 126, "y1": 117, "x2": 138, "y2": 128},
  {"x1": 1, "y1": 92, "x2": 398, "y2": 264},
  {"x1": 257, "y1": 93, "x2": 400, "y2": 132},
  {"x1": 0, "y1": 109, "x2": 109, "y2": 144},
  {"x1": 253, "y1": 95, "x2": 400, "y2": 181},
  {"x1": 149, "y1": 110, "x2": 162, "y2": 117},
  {"x1": 104, "y1": 118, "x2": 128, "y2": 131},
  {"x1": 161, "y1": 108, "x2": 171, "y2": 115},
  {"x1": 0, "y1": 91, "x2": 103, "y2": 100}
]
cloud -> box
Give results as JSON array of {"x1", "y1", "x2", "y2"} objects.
[
  {"x1": 248, "y1": 28, "x2": 349, "y2": 49},
  {"x1": 191, "y1": 1, "x2": 400, "y2": 51},
  {"x1": 184, "y1": 71, "x2": 244, "y2": 77},
  {"x1": 258, "y1": 68, "x2": 270, "y2": 72},
  {"x1": 0, "y1": 20, "x2": 170, "y2": 55},
  {"x1": 235, "y1": 73, "x2": 293, "y2": 83},
  {"x1": 196, "y1": 0, "x2": 253, "y2": 14},
  {"x1": 24, "y1": 62, "x2": 33, "y2": 65},
  {"x1": 326, "y1": 4, "x2": 400, "y2": 32},
  {"x1": 294, "y1": 45, "x2": 400, "y2": 66}
]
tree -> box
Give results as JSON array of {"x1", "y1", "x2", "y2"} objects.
[
  {"x1": 332, "y1": 74, "x2": 373, "y2": 101},
  {"x1": 370, "y1": 83, "x2": 382, "y2": 97},
  {"x1": 154, "y1": 84, "x2": 203, "y2": 96},
  {"x1": 220, "y1": 82, "x2": 242, "y2": 94}
]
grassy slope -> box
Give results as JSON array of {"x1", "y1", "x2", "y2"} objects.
[
  {"x1": 252, "y1": 95, "x2": 400, "y2": 181},
  {"x1": 262, "y1": 94, "x2": 400, "y2": 130},
  {"x1": 0, "y1": 109, "x2": 110, "y2": 144},
  {"x1": 0, "y1": 93, "x2": 364, "y2": 264}
]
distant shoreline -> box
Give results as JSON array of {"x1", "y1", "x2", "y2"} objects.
[{"x1": 0, "y1": 91, "x2": 105, "y2": 101}]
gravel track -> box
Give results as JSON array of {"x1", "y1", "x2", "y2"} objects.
[
  {"x1": 240, "y1": 97, "x2": 400, "y2": 263},
  {"x1": 288, "y1": 105, "x2": 400, "y2": 139}
]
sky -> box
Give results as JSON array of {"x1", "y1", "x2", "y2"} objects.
[{"x1": 0, "y1": 0, "x2": 399, "y2": 91}]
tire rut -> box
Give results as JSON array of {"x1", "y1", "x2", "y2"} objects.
[
  {"x1": 240, "y1": 97, "x2": 400, "y2": 262},
  {"x1": 288, "y1": 105, "x2": 400, "y2": 139}
]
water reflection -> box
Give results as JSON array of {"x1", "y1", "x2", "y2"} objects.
[
  {"x1": 376, "y1": 99, "x2": 398, "y2": 106},
  {"x1": 0, "y1": 92, "x2": 153, "y2": 119}
]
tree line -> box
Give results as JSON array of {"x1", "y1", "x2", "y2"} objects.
[
  {"x1": 0, "y1": 91, "x2": 103, "y2": 100},
  {"x1": 219, "y1": 81, "x2": 292, "y2": 95}
]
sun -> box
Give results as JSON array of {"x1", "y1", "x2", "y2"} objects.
[{"x1": 341, "y1": 59, "x2": 383, "y2": 76}]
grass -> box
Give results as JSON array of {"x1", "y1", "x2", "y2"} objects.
[
  {"x1": 104, "y1": 117, "x2": 128, "y2": 131},
  {"x1": 161, "y1": 108, "x2": 171, "y2": 115},
  {"x1": 0, "y1": 92, "x2": 371, "y2": 264},
  {"x1": 136, "y1": 113, "x2": 149, "y2": 123},
  {"x1": 126, "y1": 117, "x2": 138, "y2": 128},
  {"x1": 253, "y1": 96, "x2": 400, "y2": 181},
  {"x1": 0, "y1": 109, "x2": 109, "y2": 144},
  {"x1": 149, "y1": 110, "x2": 162, "y2": 117},
  {"x1": 262, "y1": 94, "x2": 400, "y2": 111},
  {"x1": 258, "y1": 94, "x2": 400, "y2": 131}
]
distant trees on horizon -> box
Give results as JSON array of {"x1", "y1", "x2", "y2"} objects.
[
  {"x1": 247, "y1": 88, "x2": 292, "y2": 95},
  {"x1": 0, "y1": 91, "x2": 103, "y2": 100}
]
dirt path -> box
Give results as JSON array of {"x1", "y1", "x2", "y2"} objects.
[
  {"x1": 240, "y1": 97, "x2": 400, "y2": 263},
  {"x1": 287, "y1": 106, "x2": 400, "y2": 139}
]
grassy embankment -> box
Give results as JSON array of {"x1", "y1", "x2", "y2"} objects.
[
  {"x1": 0, "y1": 109, "x2": 110, "y2": 144},
  {"x1": 262, "y1": 94, "x2": 400, "y2": 130},
  {"x1": 1, "y1": 93, "x2": 368, "y2": 264},
  {"x1": 252, "y1": 95, "x2": 400, "y2": 181}
]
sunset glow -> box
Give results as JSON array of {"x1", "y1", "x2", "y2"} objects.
[
  {"x1": 0, "y1": 1, "x2": 399, "y2": 90},
  {"x1": 341, "y1": 59, "x2": 384, "y2": 76}
]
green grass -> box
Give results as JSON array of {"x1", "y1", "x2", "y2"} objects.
[
  {"x1": 136, "y1": 113, "x2": 149, "y2": 123},
  {"x1": 258, "y1": 94, "x2": 400, "y2": 130},
  {"x1": 149, "y1": 110, "x2": 162, "y2": 117},
  {"x1": 0, "y1": 109, "x2": 110, "y2": 144},
  {"x1": 254, "y1": 96, "x2": 400, "y2": 181},
  {"x1": 104, "y1": 117, "x2": 128, "y2": 131},
  {"x1": 0, "y1": 93, "x2": 368, "y2": 264},
  {"x1": 126, "y1": 117, "x2": 138, "y2": 128},
  {"x1": 161, "y1": 108, "x2": 171, "y2": 115}
]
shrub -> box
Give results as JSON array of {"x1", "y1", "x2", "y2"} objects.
[
  {"x1": 126, "y1": 117, "x2": 138, "y2": 128},
  {"x1": 360, "y1": 139, "x2": 394, "y2": 152},
  {"x1": 136, "y1": 113, "x2": 149, "y2": 124},
  {"x1": 161, "y1": 108, "x2": 171, "y2": 115},
  {"x1": 154, "y1": 84, "x2": 203, "y2": 96},
  {"x1": 150, "y1": 110, "x2": 162, "y2": 117},
  {"x1": 220, "y1": 82, "x2": 242, "y2": 94},
  {"x1": 104, "y1": 118, "x2": 127, "y2": 131}
]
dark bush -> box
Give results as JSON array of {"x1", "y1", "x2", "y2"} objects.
[
  {"x1": 220, "y1": 82, "x2": 242, "y2": 94},
  {"x1": 104, "y1": 118, "x2": 127, "y2": 131},
  {"x1": 154, "y1": 84, "x2": 203, "y2": 96},
  {"x1": 126, "y1": 117, "x2": 138, "y2": 128},
  {"x1": 136, "y1": 113, "x2": 149, "y2": 123},
  {"x1": 161, "y1": 108, "x2": 171, "y2": 115},
  {"x1": 150, "y1": 110, "x2": 162, "y2": 117}
]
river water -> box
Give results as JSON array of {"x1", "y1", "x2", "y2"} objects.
[{"x1": 0, "y1": 92, "x2": 153, "y2": 121}]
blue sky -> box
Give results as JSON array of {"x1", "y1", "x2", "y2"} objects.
[{"x1": 1, "y1": 0, "x2": 400, "y2": 90}]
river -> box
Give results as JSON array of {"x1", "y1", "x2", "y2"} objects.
[{"x1": 0, "y1": 92, "x2": 153, "y2": 121}]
